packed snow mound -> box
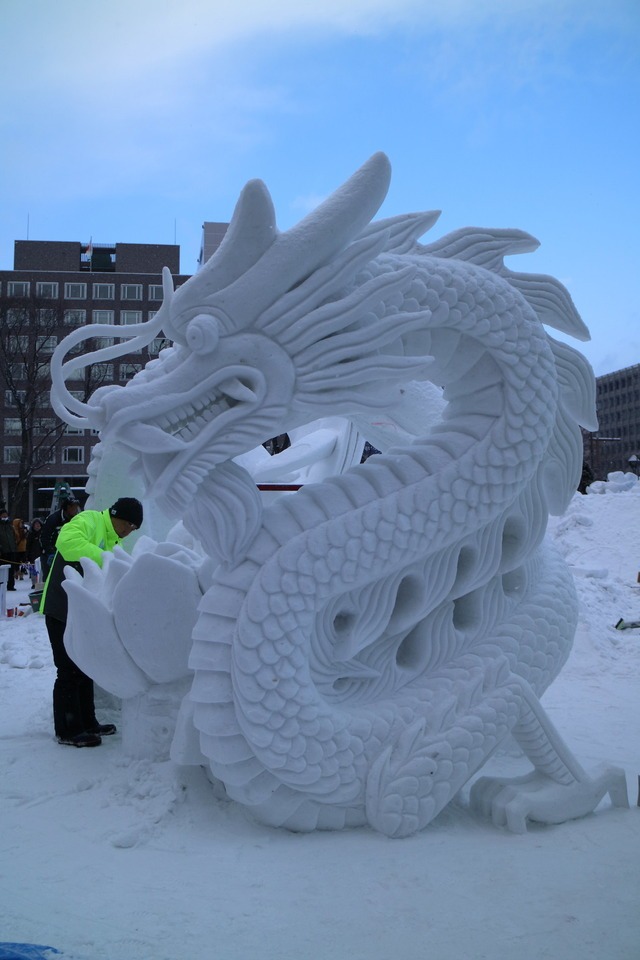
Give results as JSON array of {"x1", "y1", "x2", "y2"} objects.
[
  {"x1": 587, "y1": 471, "x2": 640, "y2": 495},
  {"x1": 548, "y1": 485, "x2": 640, "y2": 665}
]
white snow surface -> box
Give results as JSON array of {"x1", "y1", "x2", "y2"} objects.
[{"x1": 1, "y1": 483, "x2": 639, "y2": 960}]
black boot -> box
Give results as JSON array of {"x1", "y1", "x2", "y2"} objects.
[
  {"x1": 57, "y1": 732, "x2": 102, "y2": 747},
  {"x1": 87, "y1": 723, "x2": 117, "y2": 736}
]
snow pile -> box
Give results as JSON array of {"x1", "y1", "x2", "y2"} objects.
[
  {"x1": 549, "y1": 487, "x2": 640, "y2": 663},
  {"x1": 587, "y1": 470, "x2": 640, "y2": 495}
]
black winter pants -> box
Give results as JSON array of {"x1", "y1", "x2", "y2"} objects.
[{"x1": 46, "y1": 615, "x2": 97, "y2": 738}]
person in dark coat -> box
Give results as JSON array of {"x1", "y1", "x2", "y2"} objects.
[
  {"x1": 0, "y1": 507, "x2": 18, "y2": 591},
  {"x1": 578, "y1": 461, "x2": 595, "y2": 494},
  {"x1": 41, "y1": 497, "x2": 143, "y2": 748},
  {"x1": 40, "y1": 497, "x2": 81, "y2": 581}
]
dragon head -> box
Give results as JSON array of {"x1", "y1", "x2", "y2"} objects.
[{"x1": 51, "y1": 153, "x2": 435, "y2": 530}]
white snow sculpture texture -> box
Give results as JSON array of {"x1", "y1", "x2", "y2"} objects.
[{"x1": 50, "y1": 153, "x2": 628, "y2": 836}]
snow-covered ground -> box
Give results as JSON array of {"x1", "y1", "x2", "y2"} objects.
[{"x1": 1, "y1": 482, "x2": 639, "y2": 960}]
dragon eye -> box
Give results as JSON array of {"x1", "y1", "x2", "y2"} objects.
[{"x1": 186, "y1": 314, "x2": 220, "y2": 355}]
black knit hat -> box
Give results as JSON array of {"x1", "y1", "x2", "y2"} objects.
[{"x1": 109, "y1": 497, "x2": 143, "y2": 529}]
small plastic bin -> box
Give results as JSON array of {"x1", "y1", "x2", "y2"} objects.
[{"x1": 29, "y1": 587, "x2": 44, "y2": 613}]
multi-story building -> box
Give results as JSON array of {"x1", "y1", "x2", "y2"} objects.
[
  {"x1": 0, "y1": 240, "x2": 190, "y2": 517},
  {"x1": 584, "y1": 362, "x2": 640, "y2": 479}
]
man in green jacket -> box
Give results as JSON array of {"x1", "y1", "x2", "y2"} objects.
[{"x1": 41, "y1": 497, "x2": 143, "y2": 748}]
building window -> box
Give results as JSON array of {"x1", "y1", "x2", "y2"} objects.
[
  {"x1": 89, "y1": 362, "x2": 114, "y2": 379},
  {"x1": 65, "y1": 282, "x2": 87, "y2": 299},
  {"x1": 148, "y1": 284, "x2": 164, "y2": 301},
  {"x1": 4, "y1": 390, "x2": 26, "y2": 407},
  {"x1": 37, "y1": 307, "x2": 60, "y2": 324},
  {"x1": 93, "y1": 337, "x2": 114, "y2": 348},
  {"x1": 64, "y1": 308, "x2": 87, "y2": 326},
  {"x1": 64, "y1": 425, "x2": 85, "y2": 436},
  {"x1": 120, "y1": 310, "x2": 142, "y2": 325},
  {"x1": 119, "y1": 362, "x2": 142, "y2": 380},
  {"x1": 4, "y1": 446, "x2": 22, "y2": 464},
  {"x1": 7, "y1": 281, "x2": 30, "y2": 297},
  {"x1": 92, "y1": 310, "x2": 115, "y2": 324},
  {"x1": 63, "y1": 447, "x2": 84, "y2": 464},
  {"x1": 7, "y1": 335, "x2": 30, "y2": 352},
  {"x1": 35, "y1": 335, "x2": 57, "y2": 355},
  {"x1": 4, "y1": 419, "x2": 21, "y2": 435},
  {"x1": 121, "y1": 283, "x2": 143, "y2": 300},
  {"x1": 9, "y1": 363, "x2": 27, "y2": 380},
  {"x1": 149, "y1": 338, "x2": 170, "y2": 356},
  {"x1": 36, "y1": 281, "x2": 59, "y2": 298},
  {"x1": 34, "y1": 417, "x2": 57, "y2": 433},
  {"x1": 92, "y1": 282, "x2": 115, "y2": 300}
]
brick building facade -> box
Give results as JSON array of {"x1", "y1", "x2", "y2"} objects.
[{"x1": 0, "y1": 240, "x2": 190, "y2": 517}]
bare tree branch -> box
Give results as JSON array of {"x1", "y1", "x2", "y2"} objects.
[{"x1": 0, "y1": 293, "x2": 113, "y2": 514}]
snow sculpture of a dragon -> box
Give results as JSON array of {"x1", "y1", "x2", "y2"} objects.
[{"x1": 50, "y1": 153, "x2": 628, "y2": 836}]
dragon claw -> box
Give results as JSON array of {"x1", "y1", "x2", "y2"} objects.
[{"x1": 469, "y1": 766, "x2": 629, "y2": 833}]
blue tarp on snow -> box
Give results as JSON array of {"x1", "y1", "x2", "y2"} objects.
[{"x1": 0, "y1": 946, "x2": 60, "y2": 960}]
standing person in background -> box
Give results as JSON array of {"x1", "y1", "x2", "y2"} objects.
[
  {"x1": 40, "y1": 497, "x2": 81, "y2": 581},
  {"x1": 26, "y1": 518, "x2": 44, "y2": 588},
  {"x1": 12, "y1": 518, "x2": 28, "y2": 580},
  {"x1": 0, "y1": 507, "x2": 17, "y2": 591},
  {"x1": 40, "y1": 497, "x2": 143, "y2": 748}
]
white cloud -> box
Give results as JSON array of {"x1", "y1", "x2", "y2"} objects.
[{"x1": 3, "y1": 0, "x2": 630, "y2": 102}]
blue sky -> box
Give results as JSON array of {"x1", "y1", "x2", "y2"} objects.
[{"x1": 1, "y1": 0, "x2": 638, "y2": 375}]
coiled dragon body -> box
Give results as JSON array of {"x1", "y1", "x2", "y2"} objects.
[{"x1": 51, "y1": 153, "x2": 628, "y2": 835}]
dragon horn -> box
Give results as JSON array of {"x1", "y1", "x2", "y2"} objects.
[
  {"x1": 163, "y1": 180, "x2": 277, "y2": 340},
  {"x1": 216, "y1": 152, "x2": 393, "y2": 327},
  {"x1": 192, "y1": 180, "x2": 277, "y2": 297},
  {"x1": 164, "y1": 153, "x2": 391, "y2": 339},
  {"x1": 247, "y1": 153, "x2": 391, "y2": 309},
  {"x1": 272, "y1": 151, "x2": 392, "y2": 270}
]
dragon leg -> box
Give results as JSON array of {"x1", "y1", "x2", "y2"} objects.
[{"x1": 469, "y1": 677, "x2": 629, "y2": 832}]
